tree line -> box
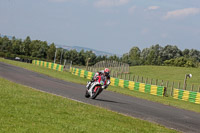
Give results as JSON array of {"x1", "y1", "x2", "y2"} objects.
[
  {"x1": 0, "y1": 35, "x2": 113, "y2": 65},
  {"x1": 123, "y1": 45, "x2": 200, "y2": 67},
  {"x1": 0, "y1": 35, "x2": 199, "y2": 67}
]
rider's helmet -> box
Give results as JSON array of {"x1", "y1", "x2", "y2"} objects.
[{"x1": 104, "y1": 68, "x2": 110, "y2": 76}]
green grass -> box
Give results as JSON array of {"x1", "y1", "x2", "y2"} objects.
[
  {"x1": 0, "y1": 77, "x2": 178, "y2": 133},
  {"x1": 129, "y1": 66, "x2": 200, "y2": 92},
  {"x1": 0, "y1": 58, "x2": 200, "y2": 113},
  {"x1": 88, "y1": 65, "x2": 200, "y2": 92}
]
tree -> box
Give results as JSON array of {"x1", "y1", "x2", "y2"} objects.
[
  {"x1": 189, "y1": 49, "x2": 200, "y2": 61},
  {"x1": 146, "y1": 50, "x2": 156, "y2": 65},
  {"x1": 0, "y1": 36, "x2": 11, "y2": 52},
  {"x1": 108, "y1": 55, "x2": 120, "y2": 61},
  {"x1": 38, "y1": 41, "x2": 48, "y2": 58},
  {"x1": 12, "y1": 39, "x2": 22, "y2": 55},
  {"x1": 47, "y1": 43, "x2": 56, "y2": 60},
  {"x1": 129, "y1": 46, "x2": 141, "y2": 65},
  {"x1": 78, "y1": 49, "x2": 86, "y2": 65},
  {"x1": 67, "y1": 49, "x2": 79, "y2": 65},
  {"x1": 183, "y1": 49, "x2": 190, "y2": 58},
  {"x1": 84, "y1": 50, "x2": 96, "y2": 66},
  {"x1": 161, "y1": 45, "x2": 182, "y2": 61},
  {"x1": 30, "y1": 40, "x2": 41, "y2": 57},
  {"x1": 121, "y1": 53, "x2": 130, "y2": 64},
  {"x1": 23, "y1": 36, "x2": 31, "y2": 56}
]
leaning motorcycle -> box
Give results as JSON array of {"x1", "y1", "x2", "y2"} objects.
[{"x1": 85, "y1": 76, "x2": 106, "y2": 99}]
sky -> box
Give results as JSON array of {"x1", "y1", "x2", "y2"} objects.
[{"x1": 0, "y1": 0, "x2": 200, "y2": 55}]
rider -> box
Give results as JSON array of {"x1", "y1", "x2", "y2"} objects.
[{"x1": 86, "y1": 68, "x2": 111, "y2": 90}]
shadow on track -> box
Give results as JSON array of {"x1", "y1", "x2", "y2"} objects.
[{"x1": 94, "y1": 98, "x2": 126, "y2": 104}]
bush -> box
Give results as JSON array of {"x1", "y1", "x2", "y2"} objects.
[
  {"x1": 0, "y1": 52, "x2": 5, "y2": 57},
  {"x1": 164, "y1": 59, "x2": 175, "y2": 66},
  {"x1": 164, "y1": 57, "x2": 198, "y2": 67},
  {"x1": 174, "y1": 57, "x2": 187, "y2": 67}
]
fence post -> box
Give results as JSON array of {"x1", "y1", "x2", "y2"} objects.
[
  {"x1": 133, "y1": 75, "x2": 135, "y2": 81},
  {"x1": 171, "y1": 81, "x2": 174, "y2": 96},
  {"x1": 64, "y1": 59, "x2": 66, "y2": 68},
  {"x1": 145, "y1": 78, "x2": 148, "y2": 84},
  {"x1": 141, "y1": 77, "x2": 143, "y2": 83},
  {"x1": 178, "y1": 82, "x2": 180, "y2": 89},
  {"x1": 156, "y1": 79, "x2": 158, "y2": 85},
  {"x1": 161, "y1": 80, "x2": 164, "y2": 86},
  {"x1": 166, "y1": 81, "x2": 169, "y2": 88},
  {"x1": 70, "y1": 61, "x2": 72, "y2": 69},
  {"x1": 191, "y1": 84, "x2": 194, "y2": 91},
  {"x1": 150, "y1": 79, "x2": 153, "y2": 85},
  {"x1": 163, "y1": 87, "x2": 167, "y2": 97},
  {"x1": 137, "y1": 76, "x2": 139, "y2": 82}
]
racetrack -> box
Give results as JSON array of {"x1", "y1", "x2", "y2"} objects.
[{"x1": 0, "y1": 61, "x2": 200, "y2": 133}]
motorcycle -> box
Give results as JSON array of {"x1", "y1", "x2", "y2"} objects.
[{"x1": 85, "y1": 76, "x2": 107, "y2": 99}]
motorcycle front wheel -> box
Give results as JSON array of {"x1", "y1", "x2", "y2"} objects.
[
  {"x1": 91, "y1": 87, "x2": 102, "y2": 99},
  {"x1": 85, "y1": 90, "x2": 90, "y2": 98}
]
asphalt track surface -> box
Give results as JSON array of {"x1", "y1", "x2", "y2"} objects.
[{"x1": 0, "y1": 62, "x2": 200, "y2": 133}]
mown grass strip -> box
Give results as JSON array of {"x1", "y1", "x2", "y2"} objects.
[
  {"x1": 0, "y1": 58, "x2": 200, "y2": 113},
  {"x1": 0, "y1": 77, "x2": 177, "y2": 133}
]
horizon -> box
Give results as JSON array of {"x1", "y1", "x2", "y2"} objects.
[
  {"x1": 1, "y1": 0, "x2": 200, "y2": 55},
  {"x1": 1, "y1": 34, "x2": 199, "y2": 57}
]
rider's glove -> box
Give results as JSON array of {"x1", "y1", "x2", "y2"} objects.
[
  {"x1": 102, "y1": 85, "x2": 108, "y2": 89},
  {"x1": 107, "y1": 80, "x2": 111, "y2": 85}
]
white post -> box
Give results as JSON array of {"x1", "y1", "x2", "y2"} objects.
[
  {"x1": 70, "y1": 61, "x2": 72, "y2": 69},
  {"x1": 60, "y1": 49, "x2": 63, "y2": 64},
  {"x1": 54, "y1": 49, "x2": 57, "y2": 64},
  {"x1": 64, "y1": 59, "x2": 66, "y2": 66}
]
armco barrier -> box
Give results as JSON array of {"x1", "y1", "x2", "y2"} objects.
[
  {"x1": 70, "y1": 67, "x2": 164, "y2": 97},
  {"x1": 70, "y1": 67, "x2": 95, "y2": 80},
  {"x1": 173, "y1": 88, "x2": 200, "y2": 104},
  {"x1": 32, "y1": 60, "x2": 64, "y2": 72}
]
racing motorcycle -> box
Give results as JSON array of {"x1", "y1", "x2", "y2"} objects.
[{"x1": 85, "y1": 76, "x2": 108, "y2": 99}]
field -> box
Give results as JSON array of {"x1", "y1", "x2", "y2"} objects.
[
  {"x1": 129, "y1": 66, "x2": 200, "y2": 92},
  {"x1": 75, "y1": 65, "x2": 200, "y2": 93},
  {"x1": 0, "y1": 77, "x2": 178, "y2": 133},
  {"x1": 0, "y1": 58, "x2": 200, "y2": 113}
]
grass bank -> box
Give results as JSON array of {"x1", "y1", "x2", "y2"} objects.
[
  {"x1": 0, "y1": 77, "x2": 177, "y2": 133},
  {"x1": 129, "y1": 66, "x2": 200, "y2": 91},
  {"x1": 0, "y1": 58, "x2": 199, "y2": 113}
]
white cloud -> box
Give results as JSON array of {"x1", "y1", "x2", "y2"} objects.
[
  {"x1": 163, "y1": 8, "x2": 200, "y2": 19},
  {"x1": 129, "y1": 6, "x2": 136, "y2": 14},
  {"x1": 147, "y1": 6, "x2": 159, "y2": 10},
  {"x1": 94, "y1": 0, "x2": 130, "y2": 7}
]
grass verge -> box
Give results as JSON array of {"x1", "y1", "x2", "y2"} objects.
[
  {"x1": 0, "y1": 58, "x2": 199, "y2": 113},
  {"x1": 0, "y1": 77, "x2": 178, "y2": 133}
]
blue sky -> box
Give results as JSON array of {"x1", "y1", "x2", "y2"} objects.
[{"x1": 0, "y1": 0, "x2": 200, "y2": 55}]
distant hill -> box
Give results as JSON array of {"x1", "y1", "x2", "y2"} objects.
[
  {"x1": 0, "y1": 34, "x2": 121, "y2": 57},
  {"x1": 0, "y1": 34, "x2": 13, "y2": 40},
  {"x1": 56, "y1": 45, "x2": 121, "y2": 57}
]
